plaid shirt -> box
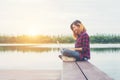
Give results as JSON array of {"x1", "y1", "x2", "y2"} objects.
[{"x1": 75, "y1": 32, "x2": 90, "y2": 60}]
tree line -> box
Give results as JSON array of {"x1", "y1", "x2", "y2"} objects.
[
  {"x1": 0, "y1": 34, "x2": 120, "y2": 43},
  {"x1": 90, "y1": 34, "x2": 120, "y2": 43},
  {"x1": 0, "y1": 35, "x2": 74, "y2": 43}
]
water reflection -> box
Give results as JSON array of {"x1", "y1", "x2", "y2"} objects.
[
  {"x1": 0, "y1": 46, "x2": 58, "y2": 53},
  {"x1": 1, "y1": 46, "x2": 120, "y2": 53},
  {"x1": 91, "y1": 48, "x2": 120, "y2": 53},
  {"x1": 0, "y1": 45, "x2": 62, "y2": 70}
]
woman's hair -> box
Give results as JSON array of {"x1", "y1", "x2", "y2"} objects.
[{"x1": 70, "y1": 20, "x2": 86, "y2": 39}]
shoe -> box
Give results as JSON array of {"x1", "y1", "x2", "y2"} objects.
[
  {"x1": 58, "y1": 55, "x2": 62, "y2": 59},
  {"x1": 83, "y1": 57, "x2": 88, "y2": 61},
  {"x1": 58, "y1": 55, "x2": 76, "y2": 62},
  {"x1": 62, "y1": 56, "x2": 76, "y2": 62}
]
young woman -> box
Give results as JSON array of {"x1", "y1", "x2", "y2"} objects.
[{"x1": 59, "y1": 20, "x2": 90, "y2": 61}]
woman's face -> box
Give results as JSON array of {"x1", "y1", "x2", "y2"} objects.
[{"x1": 72, "y1": 24, "x2": 80, "y2": 34}]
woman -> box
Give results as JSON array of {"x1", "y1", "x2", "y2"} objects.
[{"x1": 59, "y1": 20, "x2": 90, "y2": 61}]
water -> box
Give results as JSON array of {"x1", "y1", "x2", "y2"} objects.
[
  {"x1": 90, "y1": 48, "x2": 120, "y2": 80},
  {"x1": 0, "y1": 45, "x2": 62, "y2": 70},
  {"x1": 0, "y1": 44, "x2": 120, "y2": 80}
]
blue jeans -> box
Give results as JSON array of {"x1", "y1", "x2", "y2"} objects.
[{"x1": 60, "y1": 48, "x2": 81, "y2": 61}]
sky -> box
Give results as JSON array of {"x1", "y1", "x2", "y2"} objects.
[{"x1": 0, "y1": 0, "x2": 120, "y2": 36}]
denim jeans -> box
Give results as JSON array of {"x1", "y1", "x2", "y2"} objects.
[{"x1": 60, "y1": 48, "x2": 81, "y2": 61}]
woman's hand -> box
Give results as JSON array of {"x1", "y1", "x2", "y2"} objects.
[{"x1": 69, "y1": 48, "x2": 82, "y2": 51}]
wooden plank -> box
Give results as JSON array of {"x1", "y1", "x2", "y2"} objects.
[
  {"x1": 0, "y1": 70, "x2": 61, "y2": 80},
  {"x1": 62, "y1": 62, "x2": 86, "y2": 80},
  {"x1": 77, "y1": 61, "x2": 113, "y2": 80}
]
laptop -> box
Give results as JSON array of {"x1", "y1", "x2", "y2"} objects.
[{"x1": 57, "y1": 41, "x2": 63, "y2": 51}]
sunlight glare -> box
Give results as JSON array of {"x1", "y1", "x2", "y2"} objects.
[{"x1": 27, "y1": 28, "x2": 40, "y2": 36}]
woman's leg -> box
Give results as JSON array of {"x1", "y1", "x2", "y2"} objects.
[{"x1": 60, "y1": 48, "x2": 80, "y2": 61}]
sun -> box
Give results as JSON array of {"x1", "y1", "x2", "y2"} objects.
[{"x1": 27, "y1": 28, "x2": 39, "y2": 36}]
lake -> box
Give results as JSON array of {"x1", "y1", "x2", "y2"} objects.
[{"x1": 0, "y1": 44, "x2": 120, "y2": 80}]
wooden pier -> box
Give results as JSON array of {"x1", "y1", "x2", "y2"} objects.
[
  {"x1": 62, "y1": 61, "x2": 113, "y2": 80},
  {"x1": 0, "y1": 61, "x2": 113, "y2": 80}
]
